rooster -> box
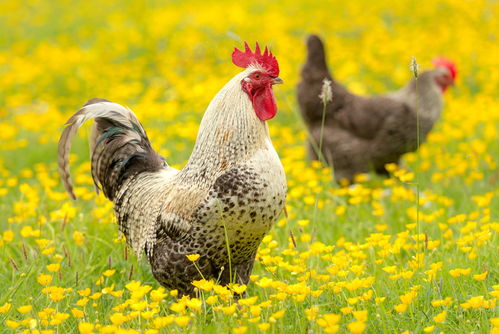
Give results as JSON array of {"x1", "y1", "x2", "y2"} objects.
[
  {"x1": 297, "y1": 35, "x2": 457, "y2": 183},
  {"x1": 58, "y1": 42, "x2": 287, "y2": 296}
]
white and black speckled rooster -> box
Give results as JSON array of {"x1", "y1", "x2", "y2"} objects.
[{"x1": 58, "y1": 42, "x2": 287, "y2": 296}]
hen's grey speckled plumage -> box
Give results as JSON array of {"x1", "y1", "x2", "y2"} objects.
[
  {"x1": 58, "y1": 68, "x2": 287, "y2": 296},
  {"x1": 297, "y1": 35, "x2": 448, "y2": 182}
]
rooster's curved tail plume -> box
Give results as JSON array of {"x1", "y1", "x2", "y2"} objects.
[{"x1": 58, "y1": 98, "x2": 166, "y2": 201}]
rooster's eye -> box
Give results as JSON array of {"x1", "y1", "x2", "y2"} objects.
[{"x1": 254, "y1": 73, "x2": 261, "y2": 79}]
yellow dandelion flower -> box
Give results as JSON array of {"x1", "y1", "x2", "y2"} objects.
[{"x1": 424, "y1": 325, "x2": 435, "y2": 332}]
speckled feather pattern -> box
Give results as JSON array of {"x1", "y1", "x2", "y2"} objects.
[{"x1": 58, "y1": 68, "x2": 287, "y2": 296}]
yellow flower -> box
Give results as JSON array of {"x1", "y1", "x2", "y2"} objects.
[
  {"x1": 103, "y1": 269, "x2": 116, "y2": 277},
  {"x1": 348, "y1": 321, "x2": 367, "y2": 333},
  {"x1": 73, "y1": 231, "x2": 85, "y2": 245},
  {"x1": 110, "y1": 312, "x2": 128, "y2": 325},
  {"x1": 5, "y1": 320, "x2": 20, "y2": 329},
  {"x1": 71, "y1": 308, "x2": 85, "y2": 318},
  {"x1": 50, "y1": 312, "x2": 69, "y2": 325},
  {"x1": 340, "y1": 306, "x2": 353, "y2": 315},
  {"x1": 433, "y1": 310, "x2": 446, "y2": 323},
  {"x1": 191, "y1": 279, "x2": 214, "y2": 291},
  {"x1": 231, "y1": 283, "x2": 247, "y2": 294},
  {"x1": 353, "y1": 310, "x2": 368, "y2": 322},
  {"x1": 271, "y1": 309, "x2": 286, "y2": 319},
  {"x1": 394, "y1": 304, "x2": 407, "y2": 313},
  {"x1": 186, "y1": 254, "x2": 200, "y2": 262},
  {"x1": 153, "y1": 316, "x2": 175, "y2": 328},
  {"x1": 233, "y1": 326, "x2": 247, "y2": 334},
  {"x1": 206, "y1": 295, "x2": 218, "y2": 305},
  {"x1": 238, "y1": 296, "x2": 258, "y2": 306},
  {"x1": 258, "y1": 323, "x2": 271, "y2": 331},
  {"x1": 17, "y1": 305, "x2": 32, "y2": 314},
  {"x1": 2, "y1": 230, "x2": 14, "y2": 242},
  {"x1": 221, "y1": 304, "x2": 237, "y2": 315},
  {"x1": 0, "y1": 303, "x2": 12, "y2": 313},
  {"x1": 46, "y1": 263, "x2": 60, "y2": 272},
  {"x1": 297, "y1": 219, "x2": 310, "y2": 227},
  {"x1": 186, "y1": 298, "x2": 202, "y2": 312},
  {"x1": 424, "y1": 325, "x2": 435, "y2": 332},
  {"x1": 150, "y1": 287, "x2": 168, "y2": 301},
  {"x1": 174, "y1": 315, "x2": 191, "y2": 327},
  {"x1": 78, "y1": 322, "x2": 95, "y2": 334},
  {"x1": 473, "y1": 272, "x2": 487, "y2": 281},
  {"x1": 78, "y1": 288, "x2": 91, "y2": 297},
  {"x1": 89, "y1": 292, "x2": 102, "y2": 300}
]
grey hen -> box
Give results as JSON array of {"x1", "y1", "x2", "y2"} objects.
[{"x1": 297, "y1": 34, "x2": 456, "y2": 183}]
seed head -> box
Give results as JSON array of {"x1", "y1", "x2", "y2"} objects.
[
  {"x1": 319, "y1": 79, "x2": 333, "y2": 103},
  {"x1": 409, "y1": 57, "x2": 420, "y2": 78}
]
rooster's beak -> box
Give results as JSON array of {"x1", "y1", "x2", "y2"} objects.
[{"x1": 272, "y1": 77, "x2": 284, "y2": 85}]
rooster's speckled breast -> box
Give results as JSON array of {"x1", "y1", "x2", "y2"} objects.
[{"x1": 149, "y1": 140, "x2": 286, "y2": 294}]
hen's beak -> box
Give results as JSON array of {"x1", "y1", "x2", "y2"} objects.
[{"x1": 272, "y1": 77, "x2": 284, "y2": 85}]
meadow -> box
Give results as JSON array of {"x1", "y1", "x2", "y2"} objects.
[{"x1": 0, "y1": 0, "x2": 498, "y2": 333}]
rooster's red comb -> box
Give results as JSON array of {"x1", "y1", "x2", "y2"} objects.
[
  {"x1": 232, "y1": 42, "x2": 279, "y2": 77},
  {"x1": 432, "y1": 57, "x2": 457, "y2": 80}
]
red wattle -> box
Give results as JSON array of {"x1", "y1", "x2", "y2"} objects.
[{"x1": 252, "y1": 86, "x2": 277, "y2": 121}]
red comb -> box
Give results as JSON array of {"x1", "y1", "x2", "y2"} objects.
[
  {"x1": 232, "y1": 42, "x2": 279, "y2": 77},
  {"x1": 432, "y1": 57, "x2": 457, "y2": 80}
]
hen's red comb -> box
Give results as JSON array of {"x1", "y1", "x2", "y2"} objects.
[
  {"x1": 432, "y1": 57, "x2": 457, "y2": 80},
  {"x1": 232, "y1": 42, "x2": 279, "y2": 77}
]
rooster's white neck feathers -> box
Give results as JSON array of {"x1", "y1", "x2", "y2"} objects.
[{"x1": 181, "y1": 68, "x2": 270, "y2": 179}]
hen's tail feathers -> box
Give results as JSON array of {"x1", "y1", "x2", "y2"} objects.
[
  {"x1": 58, "y1": 98, "x2": 166, "y2": 201},
  {"x1": 301, "y1": 34, "x2": 330, "y2": 81}
]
